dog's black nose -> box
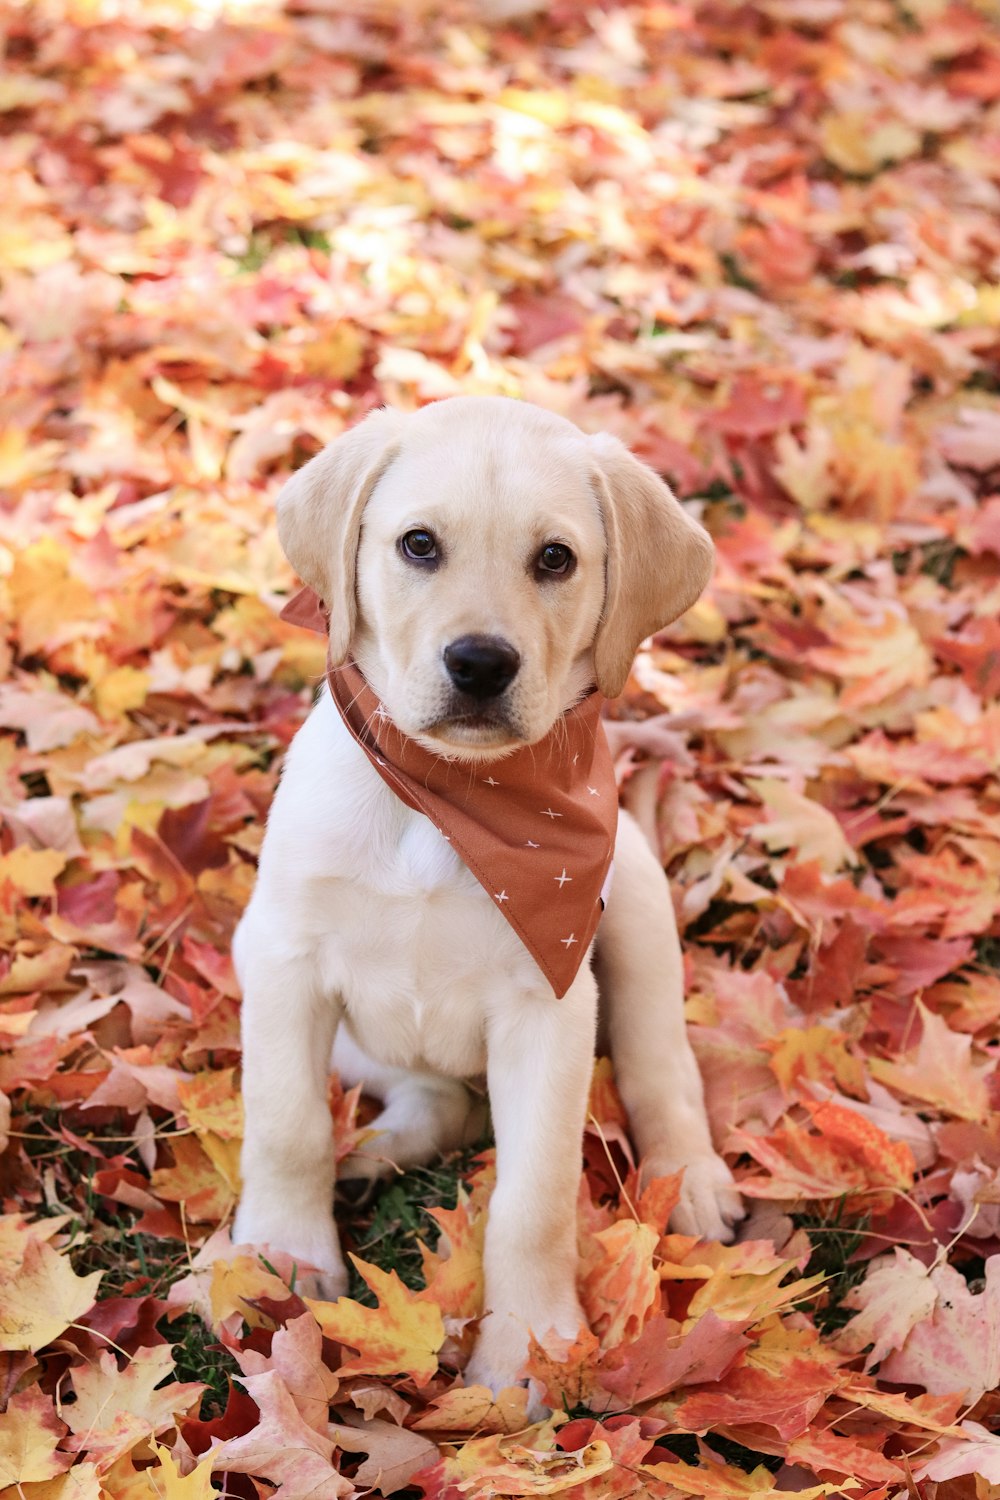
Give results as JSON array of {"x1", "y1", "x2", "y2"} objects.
[{"x1": 444, "y1": 635, "x2": 521, "y2": 699}]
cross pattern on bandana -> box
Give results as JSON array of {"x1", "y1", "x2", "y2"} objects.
[{"x1": 279, "y1": 585, "x2": 618, "y2": 998}]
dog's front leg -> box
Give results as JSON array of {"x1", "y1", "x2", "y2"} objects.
[
  {"x1": 598, "y1": 811, "x2": 744, "y2": 1242},
  {"x1": 232, "y1": 918, "x2": 348, "y2": 1301},
  {"x1": 465, "y1": 967, "x2": 598, "y2": 1405}
]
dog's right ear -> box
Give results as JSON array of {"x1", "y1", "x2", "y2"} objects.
[{"x1": 276, "y1": 408, "x2": 406, "y2": 665}]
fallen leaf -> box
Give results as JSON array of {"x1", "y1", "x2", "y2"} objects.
[{"x1": 306, "y1": 1257, "x2": 446, "y2": 1387}]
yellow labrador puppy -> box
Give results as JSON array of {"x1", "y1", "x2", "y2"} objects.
[{"x1": 233, "y1": 396, "x2": 743, "y2": 1398}]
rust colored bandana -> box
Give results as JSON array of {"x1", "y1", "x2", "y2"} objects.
[{"x1": 280, "y1": 586, "x2": 618, "y2": 997}]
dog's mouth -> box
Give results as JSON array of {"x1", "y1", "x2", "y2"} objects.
[{"x1": 419, "y1": 707, "x2": 526, "y2": 755}]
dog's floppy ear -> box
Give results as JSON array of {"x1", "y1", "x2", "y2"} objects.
[
  {"x1": 589, "y1": 432, "x2": 715, "y2": 699},
  {"x1": 276, "y1": 407, "x2": 406, "y2": 664}
]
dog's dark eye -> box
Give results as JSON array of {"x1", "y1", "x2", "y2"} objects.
[
  {"x1": 400, "y1": 529, "x2": 437, "y2": 563},
  {"x1": 537, "y1": 542, "x2": 574, "y2": 576}
]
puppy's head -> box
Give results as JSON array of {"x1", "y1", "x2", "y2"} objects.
[{"x1": 277, "y1": 396, "x2": 713, "y2": 759}]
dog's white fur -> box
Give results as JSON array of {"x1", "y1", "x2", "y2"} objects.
[{"x1": 233, "y1": 397, "x2": 743, "y2": 1399}]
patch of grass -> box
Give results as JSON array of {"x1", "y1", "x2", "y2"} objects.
[
  {"x1": 19, "y1": 1109, "x2": 240, "y2": 1413},
  {"x1": 976, "y1": 936, "x2": 1000, "y2": 974},
  {"x1": 719, "y1": 252, "x2": 760, "y2": 294},
  {"x1": 165, "y1": 1311, "x2": 240, "y2": 1413},
  {"x1": 342, "y1": 1141, "x2": 490, "y2": 1303},
  {"x1": 793, "y1": 1201, "x2": 870, "y2": 1334}
]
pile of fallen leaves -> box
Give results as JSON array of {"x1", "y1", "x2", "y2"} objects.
[{"x1": 3, "y1": 0, "x2": 1000, "y2": 1493}]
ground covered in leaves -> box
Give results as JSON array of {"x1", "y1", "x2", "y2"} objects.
[{"x1": 2, "y1": 0, "x2": 1000, "y2": 1494}]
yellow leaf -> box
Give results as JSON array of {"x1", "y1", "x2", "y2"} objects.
[
  {"x1": 94, "y1": 667, "x2": 149, "y2": 719},
  {"x1": 772, "y1": 423, "x2": 835, "y2": 510},
  {"x1": 686, "y1": 1260, "x2": 824, "y2": 1325},
  {"x1": 152, "y1": 1135, "x2": 236, "y2": 1224},
  {"x1": 141, "y1": 1445, "x2": 217, "y2": 1500},
  {"x1": 0, "y1": 430, "x2": 64, "y2": 489},
  {"x1": 0, "y1": 846, "x2": 67, "y2": 898},
  {"x1": 438, "y1": 1431, "x2": 614, "y2": 1495},
  {"x1": 644, "y1": 1456, "x2": 842, "y2": 1498},
  {"x1": 0, "y1": 1237, "x2": 102, "y2": 1351},
  {"x1": 766, "y1": 1026, "x2": 867, "y2": 1099},
  {"x1": 209, "y1": 1254, "x2": 300, "y2": 1331},
  {"x1": 417, "y1": 1192, "x2": 484, "y2": 1321},
  {"x1": 299, "y1": 324, "x2": 366, "y2": 380},
  {"x1": 820, "y1": 111, "x2": 921, "y2": 173},
  {"x1": 306, "y1": 1257, "x2": 446, "y2": 1388},
  {"x1": 178, "y1": 1068, "x2": 244, "y2": 1140},
  {"x1": 496, "y1": 87, "x2": 571, "y2": 126},
  {"x1": 5, "y1": 1464, "x2": 102, "y2": 1500},
  {"x1": 9, "y1": 538, "x2": 99, "y2": 656}
]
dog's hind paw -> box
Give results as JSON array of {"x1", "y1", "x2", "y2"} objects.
[{"x1": 642, "y1": 1149, "x2": 745, "y2": 1244}]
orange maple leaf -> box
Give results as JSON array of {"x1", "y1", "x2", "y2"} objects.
[{"x1": 306, "y1": 1257, "x2": 446, "y2": 1388}]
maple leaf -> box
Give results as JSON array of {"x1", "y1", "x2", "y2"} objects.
[
  {"x1": 674, "y1": 1349, "x2": 843, "y2": 1442},
  {"x1": 236, "y1": 1312, "x2": 339, "y2": 1433},
  {"x1": 430, "y1": 1425, "x2": 615, "y2": 1497},
  {"x1": 917, "y1": 1420, "x2": 1000, "y2": 1483},
  {"x1": 579, "y1": 1219, "x2": 660, "y2": 1346},
  {"x1": 937, "y1": 407, "x2": 1000, "y2": 469},
  {"x1": 868, "y1": 1000, "x2": 994, "y2": 1121},
  {"x1": 835, "y1": 1247, "x2": 938, "y2": 1371},
  {"x1": 306, "y1": 1256, "x2": 446, "y2": 1388},
  {"x1": 876, "y1": 1256, "x2": 1000, "y2": 1401},
  {"x1": 141, "y1": 1445, "x2": 218, "y2": 1500},
  {"x1": 417, "y1": 1192, "x2": 484, "y2": 1321},
  {"x1": 524, "y1": 1325, "x2": 603, "y2": 1412},
  {"x1": 747, "y1": 779, "x2": 857, "y2": 875},
  {"x1": 0, "y1": 846, "x2": 67, "y2": 898},
  {"x1": 597, "y1": 1310, "x2": 751, "y2": 1407},
  {"x1": 642, "y1": 1456, "x2": 840, "y2": 1499},
  {"x1": 0, "y1": 1236, "x2": 102, "y2": 1352},
  {"x1": 331, "y1": 1414, "x2": 439, "y2": 1493},
  {"x1": 785, "y1": 1427, "x2": 904, "y2": 1486},
  {"x1": 411, "y1": 1383, "x2": 531, "y2": 1435},
  {"x1": 764, "y1": 1026, "x2": 866, "y2": 1100},
  {"x1": 0, "y1": 1386, "x2": 71, "y2": 1485},
  {"x1": 211, "y1": 1368, "x2": 354, "y2": 1499},
  {"x1": 732, "y1": 1099, "x2": 915, "y2": 1204},
  {"x1": 64, "y1": 1346, "x2": 204, "y2": 1469}
]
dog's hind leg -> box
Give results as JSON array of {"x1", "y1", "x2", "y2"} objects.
[
  {"x1": 596, "y1": 810, "x2": 745, "y2": 1243},
  {"x1": 332, "y1": 1028, "x2": 486, "y2": 1198}
]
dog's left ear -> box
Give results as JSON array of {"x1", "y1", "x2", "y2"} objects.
[
  {"x1": 588, "y1": 432, "x2": 715, "y2": 699},
  {"x1": 276, "y1": 407, "x2": 407, "y2": 664}
]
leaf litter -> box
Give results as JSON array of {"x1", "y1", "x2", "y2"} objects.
[{"x1": 2, "y1": 0, "x2": 1000, "y2": 1494}]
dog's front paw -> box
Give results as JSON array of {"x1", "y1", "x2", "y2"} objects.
[
  {"x1": 465, "y1": 1303, "x2": 585, "y2": 1421},
  {"x1": 642, "y1": 1149, "x2": 745, "y2": 1244},
  {"x1": 464, "y1": 1346, "x2": 548, "y2": 1423},
  {"x1": 232, "y1": 1200, "x2": 349, "y2": 1302}
]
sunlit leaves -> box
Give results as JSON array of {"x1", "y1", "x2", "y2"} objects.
[{"x1": 4, "y1": 0, "x2": 1000, "y2": 1492}]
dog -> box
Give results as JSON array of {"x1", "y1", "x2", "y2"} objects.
[{"x1": 232, "y1": 396, "x2": 743, "y2": 1399}]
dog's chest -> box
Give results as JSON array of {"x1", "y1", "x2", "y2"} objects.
[{"x1": 318, "y1": 800, "x2": 539, "y2": 1077}]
